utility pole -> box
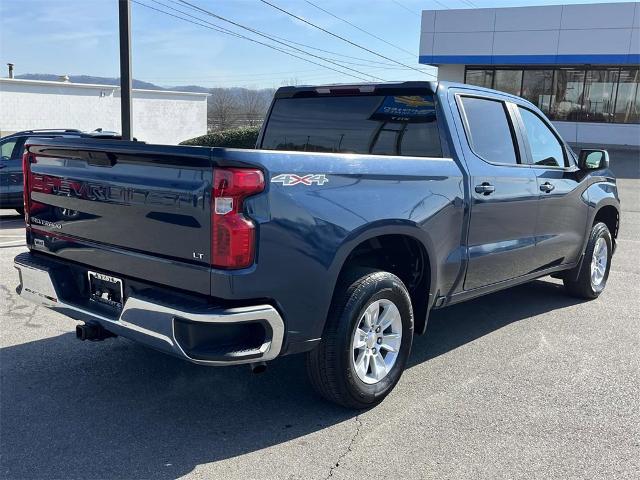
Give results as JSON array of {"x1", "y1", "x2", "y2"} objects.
[{"x1": 118, "y1": 0, "x2": 132, "y2": 140}]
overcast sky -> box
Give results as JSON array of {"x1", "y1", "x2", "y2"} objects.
[{"x1": 0, "y1": 0, "x2": 628, "y2": 89}]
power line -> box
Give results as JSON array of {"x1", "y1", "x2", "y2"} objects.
[
  {"x1": 432, "y1": 0, "x2": 452, "y2": 9},
  {"x1": 162, "y1": 0, "x2": 412, "y2": 69},
  {"x1": 155, "y1": 0, "x2": 384, "y2": 76},
  {"x1": 389, "y1": 0, "x2": 420, "y2": 17},
  {"x1": 147, "y1": 69, "x2": 329, "y2": 80},
  {"x1": 265, "y1": 32, "x2": 416, "y2": 67},
  {"x1": 160, "y1": 0, "x2": 389, "y2": 76},
  {"x1": 169, "y1": 0, "x2": 432, "y2": 75},
  {"x1": 258, "y1": 0, "x2": 435, "y2": 78},
  {"x1": 152, "y1": 0, "x2": 425, "y2": 76},
  {"x1": 146, "y1": 63, "x2": 427, "y2": 83},
  {"x1": 152, "y1": 0, "x2": 385, "y2": 81},
  {"x1": 173, "y1": 0, "x2": 387, "y2": 81},
  {"x1": 132, "y1": 0, "x2": 375, "y2": 82},
  {"x1": 303, "y1": 0, "x2": 415, "y2": 57},
  {"x1": 146, "y1": 71, "x2": 361, "y2": 82}
]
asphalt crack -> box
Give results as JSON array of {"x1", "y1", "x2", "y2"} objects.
[
  {"x1": 0, "y1": 283, "x2": 40, "y2": 326},
  {"x1": 325, "y1": 414, "x2": 362, "y2": 479}
]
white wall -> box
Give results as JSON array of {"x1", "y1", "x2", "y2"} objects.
[
  {"x1": 0, "y1": 79, "x2": 207, "y2": 145},
  {"x1": 553, "y1": 121, "x2": 640, "y2": 147}
]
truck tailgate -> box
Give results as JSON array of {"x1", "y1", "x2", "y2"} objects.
[{"x1": 24, "y1": 139, "x2": 213, "y2": 295}]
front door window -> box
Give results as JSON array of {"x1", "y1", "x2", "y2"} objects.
[{"x1": 518, "y1": 107, "x2": 566, "y2": 167}]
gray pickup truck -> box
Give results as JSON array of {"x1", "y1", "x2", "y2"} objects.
[{"x1": 15, "y1": 82, "x2": 619, "y2": 408}]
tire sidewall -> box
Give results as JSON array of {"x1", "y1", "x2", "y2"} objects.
[
  {"x1": 587, "y1": 223, "x2": 613, "y2": 296},
  {"x1": 338, "y1": 274, "x2": 413, "y2": 405}
]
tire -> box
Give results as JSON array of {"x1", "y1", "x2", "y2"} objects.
[
  {"x1": 306, "y1": 269, "x2": 414, "y2": 409},
  {"x1": 564, "y1": 222, "x2": 612, "y2": 299}
]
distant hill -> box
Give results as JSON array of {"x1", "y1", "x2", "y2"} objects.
[
  {"x1": 14, "y1": 73, "x2": 209, "y2": 93},
  {"x1": 13, "y1": 73, "x2": 278, "y2": 134}
]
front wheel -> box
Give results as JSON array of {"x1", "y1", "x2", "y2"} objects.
[
  {"x1": 306, "y1": 270, "x2": 414, "y2": 409},
  {"x1": 564, "y1": 222, "x2": 613, "y2": 299}
]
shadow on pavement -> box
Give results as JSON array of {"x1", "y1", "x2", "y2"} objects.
[
  {"x1": 0, "y1": 212, "x2": 24, "y2": 230},
  {"x1": 1, "y1": 278, "x2": 583, "y2": 479},
  {"x1": 605, "y1": 148, "x2": 639, "y2": 180},
  {"x1": 411, "y1": 279, "x2": 582, "y2": 367}
]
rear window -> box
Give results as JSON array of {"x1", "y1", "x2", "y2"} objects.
[{"x1": 261, "y1": 95, "x2": 442, "y2": 157}]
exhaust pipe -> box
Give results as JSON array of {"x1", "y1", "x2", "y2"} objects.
[
  {"x1": 76, "y1": 323, "x2": 115, "y2": 341},
  {"x1": 250, "y1": 361, "x2": 267, "y2": 374}
]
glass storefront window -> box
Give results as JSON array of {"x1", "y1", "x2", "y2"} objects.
[
  {"x1": 465, "y1": 69, "x2": 493, "y2": 89},
  {"x1": 521, "y1": 70, "x2": 554, "y2": 115},
  {"x1": 494, "y1": 69, "x2": 523, "y2": 96},
  {"x1": 464, "y1": 66, "x2": 639, "y2": 124},
  {"x1": 550, "y1": 69, "x2": 586, "y2": 121},
  {"x1": 614, "y1": 68, "x2": 640, "y2": 124},
  {"x1": 583, "y1": 68, "x2": 619, "y2": 122}
]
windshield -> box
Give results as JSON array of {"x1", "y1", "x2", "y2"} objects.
[{"x1": 261, "y1": 94, "x2": 442, "y2": 158}]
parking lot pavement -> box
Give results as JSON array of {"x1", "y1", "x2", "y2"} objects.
[{"x1": 1, "y1": 150, "x2": 638, "y2": 480}]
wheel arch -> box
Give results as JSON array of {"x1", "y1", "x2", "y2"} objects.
[
  {"x1": 569, "y1": 187, "x2": 620, "y2": 282},
  {"x1": 584, "y1": 183, "x2": 620, "y2": 251},
  {"x1": 593, "y1": 204, "x2": 619, "y2": 241},
  {"x1": 327, "y1": 222, "x2": 436, "y2": 336}
]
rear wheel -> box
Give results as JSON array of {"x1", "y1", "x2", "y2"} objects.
[
  {"x1": 306, "y1": 269, "x2": 413, "y2": 409},
  {"x1": 564, "y1": 222, "x2": 612, "y2": 299}
]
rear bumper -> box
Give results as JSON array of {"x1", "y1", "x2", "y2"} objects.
[{"x1": 14, "y1": 252, "x2": 285, "y2": 365}]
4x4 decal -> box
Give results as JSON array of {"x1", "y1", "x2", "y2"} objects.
[{"x1": 271, "y1": 174, "x2": 329, "y2": 186}]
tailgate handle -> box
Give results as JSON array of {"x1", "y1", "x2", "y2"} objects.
[{"x1": 84, "y1": 151, "x2": 117, "y2": 167}]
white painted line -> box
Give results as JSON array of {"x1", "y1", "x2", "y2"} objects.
[{"x1": 0, "y1": 241, "x2": 26, "y2": 247}]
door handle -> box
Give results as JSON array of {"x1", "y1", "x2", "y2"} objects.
[
  {"x1": 540, "y1": 182, "x2": 555, "y2": 193},
  {"x1": 475, "y1": 182, "x2": 495, "y2": 195}
]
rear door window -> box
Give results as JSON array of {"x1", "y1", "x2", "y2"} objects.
[
  {"x1": 460, "y1": 96, "x2": 519, "y2": 165},
  {"x1": 261, "y1": 95, "x2": 442, "y2": 157}
]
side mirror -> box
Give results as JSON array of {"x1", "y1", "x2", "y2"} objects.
[{"x1": 578, "y1": 149, "x2": 609, "y2": 170}]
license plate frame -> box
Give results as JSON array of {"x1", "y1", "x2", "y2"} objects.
[{"x1": 88, "y1": 270, "x2": 124, "y2": 310}]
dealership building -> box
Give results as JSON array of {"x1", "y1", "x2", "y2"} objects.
[{"x1": 420, "y1": 1, "x2": 640, "y2": 146}]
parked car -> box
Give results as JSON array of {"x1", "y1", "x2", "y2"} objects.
[
  {"x1": 0, "y1": 129, "x2": 120, "y2": 214},
  {"x1": 14, "y1": 82, "x2": 619, "y2": 408}
]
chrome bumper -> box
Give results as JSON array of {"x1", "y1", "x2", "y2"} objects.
[{"x1": 14, "y1": 253, "x2": 284, "y2": 365}]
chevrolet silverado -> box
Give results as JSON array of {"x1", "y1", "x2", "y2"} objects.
[{"x1": 14, "y1": 82, "x2": 620, "y2": 408}]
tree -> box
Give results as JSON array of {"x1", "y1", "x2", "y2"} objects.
[
  {"x1": 208, "y1": 88, "x2": 238, "y2": 131},
  {"x1": 239, "y1": 89, "x2": 270, "y2": 127},
  {"x1": 207, "y1": 88, "x2": 276, "y2": 132}
]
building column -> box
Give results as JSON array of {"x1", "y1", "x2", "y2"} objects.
[{"x1": 437, "y1": 64, "x2": 465, "y2": 82}]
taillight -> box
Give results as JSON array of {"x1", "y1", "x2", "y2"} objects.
[
  {"x1": 22, "y1": 148, "x2": 47, "y2": 223},
  {"x1": 22, "y1": 149, "x2": 34, "y2": 224},
  {"x1": 212, "y1": 167, "x2": 264, "y2": 269}
]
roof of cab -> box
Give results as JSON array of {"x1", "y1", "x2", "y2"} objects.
[{"x1": 274, "y1": 81, "x2": 439, "y2": 98}]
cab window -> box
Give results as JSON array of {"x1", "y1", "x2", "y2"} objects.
[
  {"x1": 460, "y1": 96, "x2": 519, "y2": 165},
  {"x1": 518, "y1": 107, "x2": 566, "y2": 167},
  {"x1": 262, "y1": 95, "x2": 443, "y2": 158}
]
